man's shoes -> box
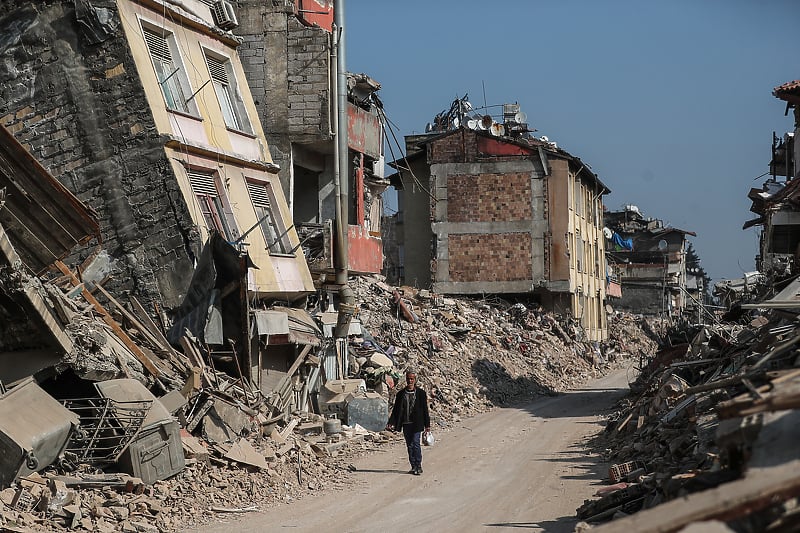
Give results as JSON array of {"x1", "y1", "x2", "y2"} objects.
[
  {"x1": 411, "y1": 467, "x2": 421, "y2": 475},
  {"x1": 417, "y1": 467, "x2": 423, "y2": 474},
  {"x1": 408, "y1": 468, "x2": 416, "y2": 475}
]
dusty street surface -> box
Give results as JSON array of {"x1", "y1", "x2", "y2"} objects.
[{"x1": 194, "y1": 368, "x2": 631, "y2": 533}]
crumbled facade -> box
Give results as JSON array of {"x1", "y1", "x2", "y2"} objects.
[
  {"x1": 742, "y1": 79, "x2": 800, "y2": 290},
  {"x1": 235, "y1": 0, "x2": 389, "y2": 279},
  {"x1": 0, "y1": 0, "x2": 314, "y2": 309}
]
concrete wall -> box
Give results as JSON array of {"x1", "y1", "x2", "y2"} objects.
[
  {"x1": 0, "y1": 1, "x2": 197, "y2": 308},
  {"x1": 398, "y1": 156, "x2": 435, "y2": 288}
]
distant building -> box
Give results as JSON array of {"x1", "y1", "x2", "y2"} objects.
[
  {"x1": 604, "y1": 206, "x2": 695, "y2": 318},
  {"x1": 389, "y1": 100, "x2": 610, "y2": 341}
]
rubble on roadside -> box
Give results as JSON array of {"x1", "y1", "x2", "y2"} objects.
[
  {"x1": 577, "y1": 309, "x2": 800, "y2": 532},
  {"x1": 0, "y1": 268, "x2": 657, "y2": 532}
]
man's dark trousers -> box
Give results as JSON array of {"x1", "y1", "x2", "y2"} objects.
[{"x1": 403, "y1": 424, "x2": 422, "y2": 469}]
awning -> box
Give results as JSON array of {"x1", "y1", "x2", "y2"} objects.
[
  {"x1": 255, "y1": 307, "x2": 321, "y2": 346},
  {"x1": 318, "y1": 311, "x2": 362, "y2": 337}
]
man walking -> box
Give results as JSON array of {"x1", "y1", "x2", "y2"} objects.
[{"x1": 387, "y1": 370, "x2": 430, "y2": 475}]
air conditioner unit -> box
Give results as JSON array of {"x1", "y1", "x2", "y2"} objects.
[{"x1": 212, "y1": 0, "x2": 239, "y2": 30}]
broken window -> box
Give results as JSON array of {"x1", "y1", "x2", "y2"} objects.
[
  {"x1": 247, "y1": 181, "x2": 292, "y2": 255},
  {"x1": 142, "y1": 27, "x2": 197, "y2": 115},
  {"x1": 203, "y1": 51, "x2": 252, "y2": 134},
  {"x1": 187, "y1": 170, "x2": 235, "y2": 240},
  {"x1": 769, "y1": 225, "x2": 800, "y2": 254}
]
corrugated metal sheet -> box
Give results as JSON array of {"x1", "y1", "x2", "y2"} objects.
[{"x1": 0, "y1": 124, "x2": 100, "y2": 274}]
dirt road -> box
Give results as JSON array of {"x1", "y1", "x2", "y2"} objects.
[{"x1": 194, "y1": 368, "x2": 632, "y2": 533}]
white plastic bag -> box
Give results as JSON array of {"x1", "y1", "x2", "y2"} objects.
[{"x1": 422, "y1": 430, "x2": 434, "y2": 446}]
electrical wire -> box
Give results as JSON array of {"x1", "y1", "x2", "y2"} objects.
[{"x1": 376, "y1": 106, "x2": 437, "y2": 202}]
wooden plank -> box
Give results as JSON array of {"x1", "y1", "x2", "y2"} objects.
[
  {"x1": 54, "y1": 260, "x2": 160, "y2": 378},
  {"x1": 95, "y1": 283, "x2": 162, "y2": 349},
  {"x1": 590, "y1": 460, "x2": 800, "y2": 533},
  {"x1": 129, "y1": 296, "x2": 173, "y2": 352}
]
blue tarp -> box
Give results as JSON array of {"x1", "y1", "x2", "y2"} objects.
[{"x1": 612, "y1": 232, "x2": 634, "y2": 251}]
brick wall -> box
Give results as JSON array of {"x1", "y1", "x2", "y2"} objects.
[
  {"x1": 0, "y1": 1, "x2": 198, "y2": 308},
  {"x1": 447, "y1": 172, "x2": 531, "y2": 222},
  {"x1": 429, "y1": 130, "x2": 478, "y2": 163},
  {"x1": 448, "y1": 233, "x2": 531, "y2": 282}
]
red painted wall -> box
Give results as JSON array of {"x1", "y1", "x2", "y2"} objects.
[
  {"x1": 348, "y1": 225, "x2": 382, "y2": 274},
  {"x1": 295, "y1": 0, "x2": 333, "y2": 32}
]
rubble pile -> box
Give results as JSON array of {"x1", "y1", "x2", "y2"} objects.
[
  {"x1": 350, "y1": 276, "x2": 661, "y2": 425},
  {"x1": 578, "y1": 312, "x2": 800, "y2": 532},
  {"x1": 0, "y1": 270, "x2": 657, "y2": 532}
]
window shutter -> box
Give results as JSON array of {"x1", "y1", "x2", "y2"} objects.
[
  {"x1": 188, "y1": 171, "x2": 218, "y2": 196},
  {"x1": 143, "y1": 29, "x2": 171, "y2": 61},
  {"x1": 247, "y1": 182, "x2": 270, "y2": 207},
  {"x1": 205, "y1": 55, "x2": 229, "y2": 85}
]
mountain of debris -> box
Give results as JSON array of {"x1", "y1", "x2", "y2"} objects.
[
  {"x1": 577, "y1": 311, "x2": 800, "y2": 532},
  {"x1": 0, "y1": 274, "x2": 658, "y2": 532}
]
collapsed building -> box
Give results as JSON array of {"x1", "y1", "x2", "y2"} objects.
[
  {"x1": 740, "y1": 79, "x2": 800, "y2": 295},
  {"x1": 388, "y1": 97, "x2": 611, "y2": 341},
  {"x1": 0, "y1": 0, "x2": 332, "y2": 398},
  {"x1": 604, "y1": 205, "x2": 699, "y2": 321}
]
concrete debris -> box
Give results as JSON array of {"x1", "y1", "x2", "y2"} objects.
[
  {"x1": 0, "y1": 267, "x2": 655, "y2": 531},
  {"x1": 578, "y1": 310, "x2": 800, "y2": 532}
]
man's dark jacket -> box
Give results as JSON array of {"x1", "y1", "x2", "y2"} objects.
[{"x1": 389, "y1": 387, "x2": 430, "y2": 433}]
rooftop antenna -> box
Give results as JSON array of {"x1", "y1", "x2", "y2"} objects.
[{"x1": 482, "y1": 80, "x2": 487, "y2": 111}]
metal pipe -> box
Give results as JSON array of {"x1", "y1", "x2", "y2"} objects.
[{"x1": 332, "y1": 0, "x2": 355, "y2": 338}]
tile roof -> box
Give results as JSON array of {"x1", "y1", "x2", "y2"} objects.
[{"x1": 774, "y1": 80, "x2": 800, "y2": 104}]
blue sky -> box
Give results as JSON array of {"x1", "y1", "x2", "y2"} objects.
[{"x1": 344, "y1": 0, "x2": 799, "y2": 287}]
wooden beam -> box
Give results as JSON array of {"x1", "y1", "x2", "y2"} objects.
[
  {"x1": 590, "y1": 460, "x2": 800, "y2": 533},
  {"x1": 54, "y1": 260, "x2": 160, "y2": 378}
]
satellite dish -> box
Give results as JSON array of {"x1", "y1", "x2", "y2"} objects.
[
  {"x1": 540, "y1": 135, "x2": 549, "y2": 142},
  {"x1": 463, "y1": 101, "x2": 473, "y2": 111},
  {"x1": 490, "y1": 123, "x2": 505, "y2": 137},
  {"x1": 657, "y1": 239, "x2": 668, "y2": 252},
  {"x1": 452, "y1": 117, "x2": 460, "y2": 128},
  {"x1": 480, "y1": 115, "x2": 493, "y2": 130},
  {"x1": 425, "y1": 122, "x2": 434, "y2": 133},
  {"x1": 514, "y1": 111, "x2": 527, "y2": 123},
  {"x1": 466, "y1": 119, "x2": 478, "y2": 130}
]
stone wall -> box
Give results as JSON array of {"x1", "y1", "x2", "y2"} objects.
[
  {"x1": 236, "y1": 0, "x2": 332, "y2": 199},
  {"x1": 0, "y1": 1, "x2": 198, "y2": 308}
]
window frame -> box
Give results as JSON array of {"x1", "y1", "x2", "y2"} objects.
[
  {"x1": 246, "y1": 179, "x2": 293, "y2": 256},
  {"x1": 202, "y1": 48, "x2": 253, "y2": 134},
  {"x1": 140, "y1": 21, "x2": 199, "y2": 116},
  {"x1": 186, "y1": 169, "x2": 237, "y2": 241}
]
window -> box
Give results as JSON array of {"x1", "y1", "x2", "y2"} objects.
[
  {"x1": 187, "y1": 171, "x2": 235, "y2": 240},
  {"x1": 204, "y1": 52, "x2": 252, "y2": 133},
  {"x1": 142, "y1": 27, "x2": 196, "y2": 115},
  {"x1": 247, "y1": 181, "x2": 292, "y2": 254}
]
